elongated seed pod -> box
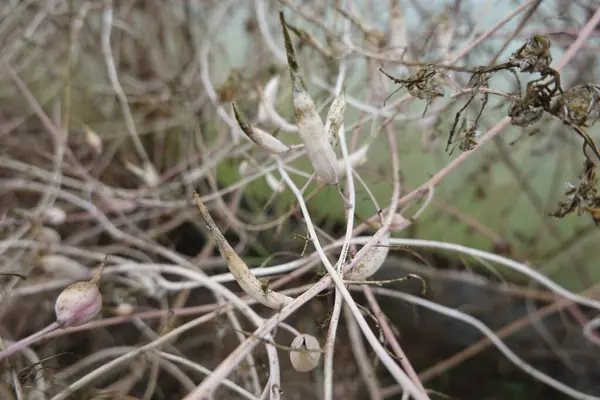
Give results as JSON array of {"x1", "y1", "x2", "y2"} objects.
[
  {"x1": 290, "y1": 334, "x2": 322, "y2": 372},
  {"x1": 280, "y1": 12, "x2": 339, "y2": 185},
  {"x1": 233, "y1": 103, "x2": 290, "y2": 154},
  {"x1": 193, "y1": 193, "x2": 293, "y2": 309},
  {"x1": 346, "y1": 230, "x2": 390, "y2": 279},
  {"x1": 324, "y1": 91, "x2": 346, "y2": 147}
]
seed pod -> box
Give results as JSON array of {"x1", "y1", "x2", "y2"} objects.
[
  {"x1": 389, "y1": 214, "x2": 411, "y2": 233},
  {"x1": 280, "y1": 12, "x2": 339, "y2": 185},
  {"x1": 37, "y1": 226, "x2": 61, "y2": 244},
  {"x1": 324, "y1": 92, "x2": 346, "y2": 147},
  {"x1": 233, "y1": 103, "x2": 290, "y2": 154},
  {"x1": 290, "y1": 334, "x2": 321, "y2": 372},
  {"x1": 43, "y1": 207, "x2": 66, "y2": 226},
  {"x1": 256, "y1": 75, "x2": 280, "y2": 124},
  {"x1": 83, "y1": 124, "x2": 103, "y2": 154},
  {"x1": 346, "y1": 230, "x2": 390, "y2": 279},
  {"x1": 38, "y1": 254, "x2": 90, "y2": 280},
  {"x1": 194, "y1": 193, "x2": 293, "y2": 309},
  {"x1": 265, "y1": 173, "x2": 285, "y2": 193},
  {"x1": 556, "y1": 84, "x2": 600, "y2": 127},
  {"x1": 54, "y1": 259, "x2": 105, "y2": 328},
  {"x1": 336, "y1": 144, "x2": 369, "y2": 176}
]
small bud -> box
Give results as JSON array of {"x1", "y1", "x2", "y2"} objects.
[
  {"x1": 389, "y1": 214, "x2": 411, "y2": 232},
  {"x1": 125, "y1": 161, "x2": 160, "y2": 187},
  {"x1": 38, "y1": 254, "x2": 90, "y2": 280},
  {"x1": 265, "y1": 173, "x2": 285, "y2": 193},
  {"x1": 43, "y1": 207, "x2": 66, "y2": 225},
  {"x1": 83, "y1": 124, "x2": 103, "y2": 154},
  {"x1": 38, "y1": 226, "x2": 61, "y2": 244},
  {"x1": 290, "y1": 334, "x2": 321, "y2": 372},
  {"x1": 54, "y1": 258, "x2": 105, "y2": 328}
]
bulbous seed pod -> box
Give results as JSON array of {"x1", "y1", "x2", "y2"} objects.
[
  {"x1": 346, "y1": 230, "x2": 391, "y2": 280},
  {"x1": 280, "y1": 12, "x2": 339, "y2": 185},
  {"x1": 233, "y1": 103, "x2": 290, "y2": 154},
  {"x1": 54, "y1": 258, "x2": 105, "y2": 328},
  {"x1": 290, "y1": 334, "x2": 322, "y2": 372}
]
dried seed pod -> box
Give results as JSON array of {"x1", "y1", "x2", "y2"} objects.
[
  {"x1": 233, "y1": 103, "x2": 290, "y2": 154},
  {"x1": 256, "y1": 75, "x2": 280, "y2": 124},
  {"x1": 54, "y1": 259, "x2": 105, "y2": 328},
  {"x1": 38, "y1": 254, "x2": 90, "y2": 280},
  {"x1": 37, "y1": 226, "x2": 61, "y2": 244},
  {"x1": 324, "y1": 92, "x2": 346, "y2": 147},
  {"x1": 265, "y1": 173, "x2": 285, "y2": 193},
  {"x1": 83, "y1": 124, "x2": 103, "y2": 154},
  {"x1": 43, "y1": 207, "x2": 66, "y2": 225},
  {"x1": 509, "y1": 35, "x2": 552, "y2": 73},
  {"x1": 290, "y1": 334, "x2": 321, "y2": 372},
  {"x1": 389, "y1": 214, "x2": 411, "y2": 232},
  {"x1": 346, "y1": 230, "x2": 390, "y2": 279},
  {"x1": 280, "y1": 12, "x2": 339, "y2": 185},
  {"x1": 194, "y1": 193, "x2": 293, "y2": 309}
]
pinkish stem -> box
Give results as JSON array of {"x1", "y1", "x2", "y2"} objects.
[{"x1": 0, "y1": 322, "x2": 59, "y2": 361}]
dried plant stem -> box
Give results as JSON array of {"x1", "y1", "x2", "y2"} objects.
[
  {"x1": 49, "y1": 263, "x2": 282, "y2": 400},
  {"x1": 362, "y1": 286, "x2": 428, "y2": 397},
  {"x1": 343, "y1": 303, "x2": 382, "y2": 400},
  {"x1": 101, "y1": 3, "x2": 156, "y2": 180},
  {"x1": 0, "y1": 322, "x2": 59, "y2": 361},
  {"x1": 369, "y1": 287, "x2": 600, "y2": 400},
  {"x1": 275, "y1": 161, "x2": 427, "y2": 400}
]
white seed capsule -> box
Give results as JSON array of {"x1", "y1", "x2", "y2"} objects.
[
  {"x1": 346, "y1": 231, "x2": 390, "y2": 279},
  {"x1": 43, "y1": 207, "x2": 66, "y2": 225},
  {"x1": 233, "y1": 103, "x2": 290, "y2": 154},
  {"x1": 280, "y1": 12, "x2": 339, "y2": 185},
  {"x1": 290, "y1": 334, "x2": 321, "y2": 372}
]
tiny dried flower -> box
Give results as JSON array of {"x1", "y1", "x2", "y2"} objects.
[
  {"x1": 508, "y1": 97, "x2": 544, "y2": 127},
  {"x1": 233, "y1": 103, "x2": 291, "y2": 154},
  {"x1": 509, "y1": 35, "x2": 552, "y2": 73},
  {"x1": 555, "y1": 84, "x2": 600, "y2": 127}
]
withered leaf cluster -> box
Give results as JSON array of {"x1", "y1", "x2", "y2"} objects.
[{"x1": 550, "y1": 159, "x2": 600, "y2": 225}]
